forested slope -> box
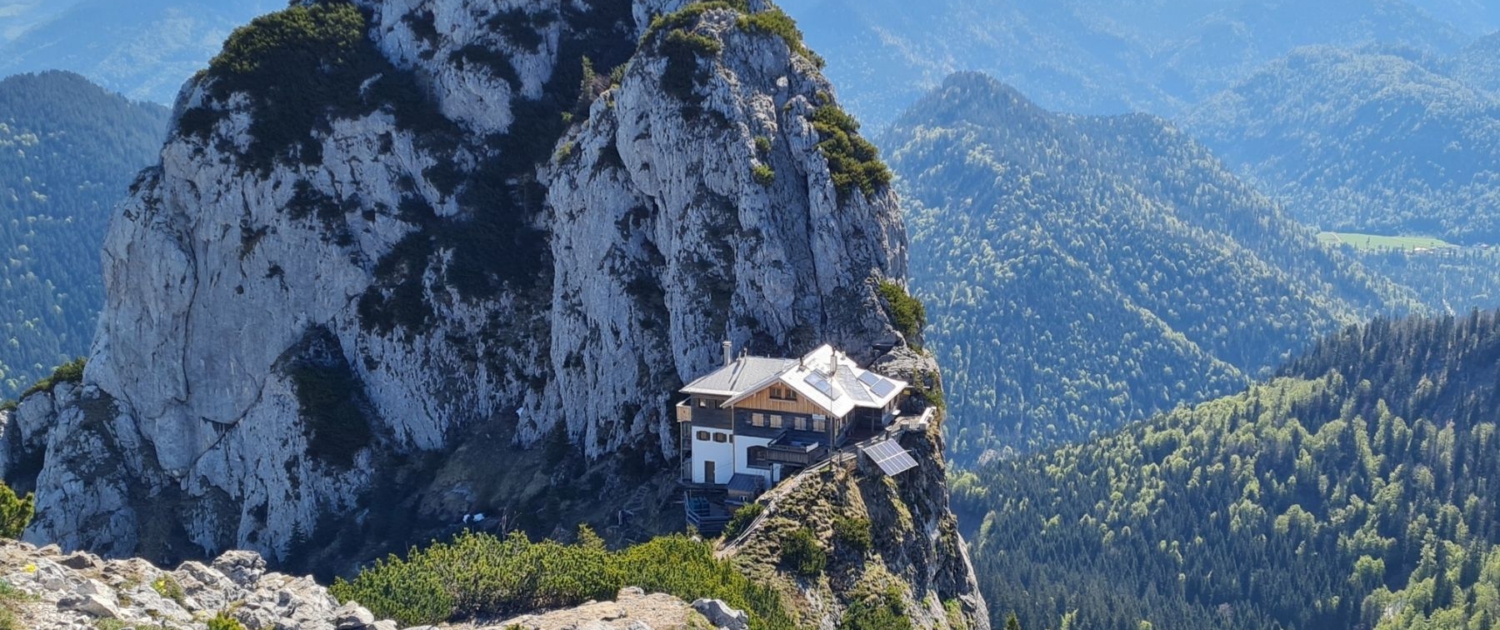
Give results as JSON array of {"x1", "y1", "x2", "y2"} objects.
[
  {"x1": 1188, "y1": 45, "x2": 1500, "y2": 244},
  {"x1": 0, "y1": 72, "x2": 168, "y2": 396},
  {"x1": 885, "y1": 72, "x2": 1415, "y2": 460},
  {"x1": 956, "y1": 311, "x2": 1500, "y2": 630}
]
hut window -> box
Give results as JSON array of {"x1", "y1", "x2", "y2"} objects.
[
  {"x1": 696, "y1": 430, "x2": 710, "y2": 441},
  {"x1": 713, "y1": 433, "x2": 728, "y2": 443}
]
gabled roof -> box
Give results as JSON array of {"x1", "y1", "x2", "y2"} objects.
[
  {"x1": 684, "y1": 344, "x2": 908, "y2": 419},
  {"x1": 681, "y1": 356, "x2": 798, "y2": 397}
]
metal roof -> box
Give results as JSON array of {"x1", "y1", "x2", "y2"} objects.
[
  {"x1": 860, "y1": 439, "x2": 919, "y2": 476},
  {"x1": 727, "y1": 473, "x2": 764, "y2": 495},
  {"x1": 685, "y1": 344, "x2": 909, "y2": 419},
  {"x1": 681, "y1": 357, "x2": 798, "y2": 396}
]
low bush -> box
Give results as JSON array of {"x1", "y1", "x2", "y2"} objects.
[
  {"x1": 841, "y1": 586, "x2": 913, "y2": 630},
  {"x1": 21, "y1": 357, "x2": 85, "y2": 399},
  {"x1": 875, "y1": 280, "x2": 926, "y2": 344},
  {"x1": 736, "y1": 8, "x2": 822, "y2": 66},
  {"x1": 780, "y1": 527, "x2": 826, "y2": 577},
  {"x1": 660, "y1": 29, "x2": 722, "y2": 100},
  {"x1": 332, "y1": 530, "x2": 795, "y2": 629},
  {"x1": 810, "y1": 104, "x2": 890, "y2": 201},
  {"x1": 207, "y1": 612, "x2": 246, "y2": 630},
  {"x1": 833, "y1": 516, "x2": 872, "y2": 552},
  {"x1": 721, "y1": 503, "x2": 764, "y2": 540},
  {"x1": 752, "y1": 163, "x2": 775, "y2": 186},
  {"x1": 289, "y1": 357, "x2": 373, "y2": 469}
]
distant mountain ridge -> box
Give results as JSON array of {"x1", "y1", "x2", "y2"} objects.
[
  {"x1": 0, "y1": 71, "x2": 168, "y2": 397},
  {"x1": 782, "y1": 0, "x2": 1475, "y2": 128},
  {"x1": 1187, "y1": 44, "x2": 1500, "y2": 244},
  {"x1": 884, "y1": 72, "x2": 1417, "y2": 459},
  {"x1": 0, "y1": 0, "x2": 277, "y2": 104}
]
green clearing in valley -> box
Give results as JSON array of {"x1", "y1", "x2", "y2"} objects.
[{"x1": 1317, "y1": 232, "x2": 1457, "y2": 251}]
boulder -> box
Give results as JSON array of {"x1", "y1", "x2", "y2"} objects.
[{"x1": 690, "y1": 599, "x2": 749, "y2": 630}]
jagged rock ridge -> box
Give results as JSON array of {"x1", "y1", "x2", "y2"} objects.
[{"x1": 0, "y1": 0, "x2": 923, "y2": 577}]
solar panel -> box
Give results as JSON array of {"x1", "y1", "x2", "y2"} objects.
[
  {"x1": 869, "y1": 379, "x2": 897, "y2": 398},
  {"x1": 860, "y1": 440, "x2": 918, "y2": 476},
  {"x1": 857, "y1": 371, "x2": 882, "y2": 386}
]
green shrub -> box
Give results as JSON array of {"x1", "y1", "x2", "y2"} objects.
[
  {"x1": 614, "y1": 535, "x2": 797, "y2": 630},
  {"x1": 810, "y1": 104, "x2": 890, "y2": 201},
  {"x1": 736, "y1": 8, "x2": 822, "y2": 66},
  {"x1": 196, "y1": 3, "x2": 371, "y2": 171},
  {"x1": 642, "y1": 1, "x2": 748, "y2": 43},
  {"x1": 332, "y1": 531, "x2": 795, "y2": 630},
  {"x1": 0, "y1": 483, "x2": 33, "y2": 539},
  {"x1": 754, "y1": 136, "x2": 772, "y2": 155},
  {"x1": 289, "y1": 357, "x2": 373, "y2": 469},
  {"x1": 721, "y1": 503, "x2": 764, "y2": 540},
  {"x1": 191, "y1": 3, "x2": 451, "y2": 174},
  {"x1": 21, "y1": 357, "x2": 85, "y2": 399},
  {"x1": 660, "y1": 29, "x2": 722, "y2": 100},
  {"x1": 833, "y1": 517, "x2": 872, "y2": 552},
  {"x1": 207, "y1": 612, "x2": 246, "y2": 630},
  {"x1": 780, "y1": 527, "x2": 826, "y2": 577},
  {"x1": 875, "y1": 280, "x2": 926, "y2": 344},
  {"x1": 841, "y1": 586, "x2": 913, "y2": 630},
  {"x1": 751, "y1": 163, "x2": 775, "y2": 186}
]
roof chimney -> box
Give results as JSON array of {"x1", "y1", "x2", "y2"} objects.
[{"x1": 723, "y1": 340, "x2": 733, "y2": 367}]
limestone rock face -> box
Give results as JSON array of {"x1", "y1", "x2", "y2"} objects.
[
  {"x1": 0, "y1": 539, "x2": 390, "y2": 630},
  {"x1": 5, "y1": 0, "x2": 908, "y2": 563}
]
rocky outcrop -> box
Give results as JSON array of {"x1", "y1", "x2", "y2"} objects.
[
  {"x1": 719, "y1": 413, "x2": 989, "y2": 630},
  {"x1": 2, "y1": 0, "x2": 912, "y2": 566},
  {"x1": 478, "y1": 587, "x2": 741, "y2": 630},
  {"x1": 0, "y1": 539, "x2": 397, "y2": 629}
]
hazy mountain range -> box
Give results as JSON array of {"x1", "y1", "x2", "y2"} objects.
[
  {"x1": 0, "y1": 0, "x2": 276, "y2": 103},
  {"x1": 782, "y1": 0, "x2": 1487, "y2": 129}
]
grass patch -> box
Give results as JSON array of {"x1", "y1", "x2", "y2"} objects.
[
  {"x1": 151, "y1": 575, "x2": 188, "y2": 608},
  {"x1": 810, "y1": 104, "x2": 890, "y2": 202},
  {"x1": 1317, "y1": 231, "x2": 1457, "y2": 251},
  {"x1": 0, "y1": 579, "x2": 30, "y2": 630}
]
